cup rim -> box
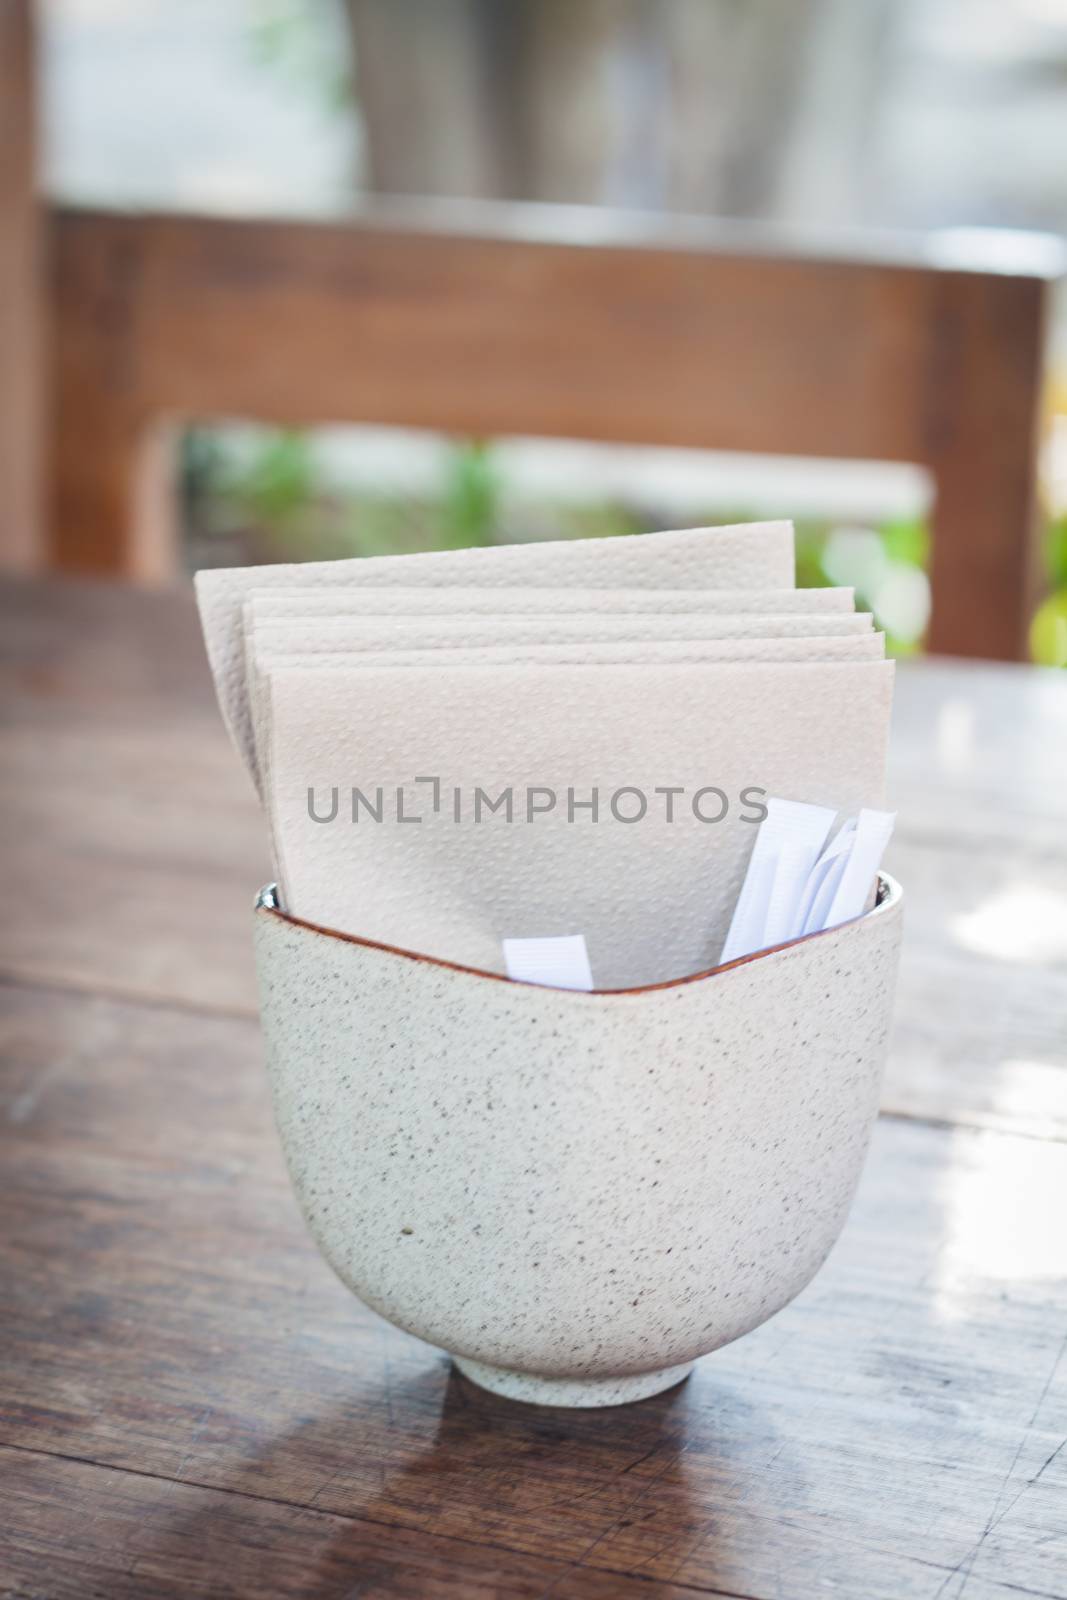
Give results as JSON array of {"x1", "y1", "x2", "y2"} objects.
[{"x1": 255, "y1": 872, "x2": 901, "y2": 998}]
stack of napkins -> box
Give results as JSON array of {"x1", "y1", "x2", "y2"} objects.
[{"x1": 196, "y1": 521, "x2": 893, "y2": 990}]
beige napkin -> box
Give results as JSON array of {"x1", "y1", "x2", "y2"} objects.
[
  {"x1": 249, "y1": 633, "x2": 884, "y2": 824},
  {"x1": 197, "y1": 519, "x2": 895, "y2": 988},
  {"x1": 249, "y1": 611, "x2": 873, "y2": 653},
  {"x1": 195, "y1": 521, "x2": 795, "y2": 792},
  {"x1": 246, "y1": 615, "x2": 877, "y2": 810},
  {"x1": 246, "y1": 584, "x2": 855, "y2": 620},
  {"x1": 265, "y1": 658, "x2": 894, "y2": 989},
  {"x1": 246, "y1": 612, "x2": 875, "y2": 736},
  {"x1": 245, "y1": 613, "x2": 873, "y2": 735}
]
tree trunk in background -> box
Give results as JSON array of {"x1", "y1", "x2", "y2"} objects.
[
  {"x1": 772, "y1": 0, "x2": 898, "y2": 227},
  {"x1": 343, "y1": 0, "x2": 895, "y2": 223},
  {"x1": 345, "y1": 0, "x2": 519, "y2": 198}
]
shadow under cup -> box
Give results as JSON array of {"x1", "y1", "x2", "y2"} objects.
[{"x1": 253, "y1": 875, "x2": 903, "y2": 1407}]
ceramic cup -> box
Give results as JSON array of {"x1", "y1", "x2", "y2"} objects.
[{"x1": 254, "y1": 874, "x2": 902, "y2": 1408}]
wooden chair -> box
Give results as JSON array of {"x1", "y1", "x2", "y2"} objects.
[
  {"x1": 0, "y1": 0, "x2": 42, "y2": 577},
  {"x1": 4, "y1": 0, "x2": 1062, "y2": 659}
]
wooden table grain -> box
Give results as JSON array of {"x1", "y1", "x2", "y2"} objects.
[{"x1": 1, "y1": 575, "x2": 1066, "y2": 1600}]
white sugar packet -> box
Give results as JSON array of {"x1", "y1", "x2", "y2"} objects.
[
  {"x1": 721, "y1": 802, "x2": 896, "y2": 961},
  {"x1": 503, "y1": 935, "x2": 594, "y2": 991},
  {"x1": 823, "y1": 809, "x2": 896, "y2": 928},
  {"x1": 796, "y1": 819, "x2": 858, "y2": 936}
]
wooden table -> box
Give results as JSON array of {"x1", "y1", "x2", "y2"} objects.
[{"x1": 2, "y1": 576, "x2": 1066, "y2": 1600}]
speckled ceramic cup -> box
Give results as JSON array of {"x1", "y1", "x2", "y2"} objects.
[{"x1": 253, "y1": 875, "x2": 902, "y2": 1408}]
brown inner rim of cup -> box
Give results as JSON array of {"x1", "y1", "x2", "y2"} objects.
[{"x1": 256, "y1": 873, "x2": 899, "y2": 998}]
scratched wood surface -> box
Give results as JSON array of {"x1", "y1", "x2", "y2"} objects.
[{"x1": 1, "y1": 576, "x2": 1066, "y2": 1600}]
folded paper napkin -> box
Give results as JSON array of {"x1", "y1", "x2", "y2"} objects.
[
  {"x1": 198, "y1": 520, "x2": 796, "y2": 795},
  {"x1": 196, "y1": 521, "x2": 894, "y2": 989}
]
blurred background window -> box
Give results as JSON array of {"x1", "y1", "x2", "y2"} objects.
[
  {"x1": 38, "y1": 0, "x2": 1067, "y2": 660},
  {"x1": 42, "y1": 0, "x2": 1067, "y2": 233}
]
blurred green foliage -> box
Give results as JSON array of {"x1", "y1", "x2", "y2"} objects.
[
  {"x1": 879, "y1": 516, "x2": 930, "y2": 572},
  {"x1": 182, "y1": 429, "x2": 509, "y2": 564},
  {"x1": 239, "y1": 429, "x2": 318, "y2": 523},
  {"x1": 1030, "y1": 513, "x2": 1067, "y2": 667},
  {"x1": 181, "y1": 425, "x2": 1065, "y2": 664},
  {"x1": 439, "y1": 441, "x2": 499, "y2": 549},
  {"x1": 248, "y1": 0, "x2": 353, "y2": 114}
]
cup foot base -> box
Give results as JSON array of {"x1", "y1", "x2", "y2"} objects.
[{"x1": 452, "y1": 1355, "x2": 695, "y2": 1408}]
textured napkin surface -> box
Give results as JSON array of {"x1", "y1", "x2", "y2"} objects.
[
  {"x1": 248, "y1": 634, "x2": 884, "y2": 857},
  {"x1": 246, "y1": 614, "x2": 876, "y2": 755},
  {"x1": 257, "y1": 635, "x2": 884, "y2": 676},
  {"x1": 196, "y1": 521, "x2": 795, "y2": 791},
  {"x1": 267, "y1": 659, "x2": 894, "y2": 989},
  {"x1": 251, "y1": 612, "x2": 873, "y2": 650},
  {"x1": 247, "y1": 584, "x2": 854, "y2": 619},
  {"x1": 196, "y1": 518, "x2": 896, "y2": 988}
]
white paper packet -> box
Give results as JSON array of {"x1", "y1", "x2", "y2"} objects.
[
  {"x1": 264, "y1": 658, "x2": 894, "y2": 989},
  {"x1": 502, "y1": 935, "x2": 594, "y2": 991},
  {"x1": 720, "y1": 802, "x2": 896, "y2": 961},
  {"x1": 823, "y1": 808, "x2": 896, "y2": 928},
  {"x1": 760, "y1": 810, "x2": 839, "y2": 950},
  {"x1": 719, "y1": 798, "x2": 836, "y2": 964},
  {"x1": 797, "y1": 819, "x2": 858, "y2": 936},
  {"x1": 196, "y1": 521, "x2": 795, "y2": 792}
]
